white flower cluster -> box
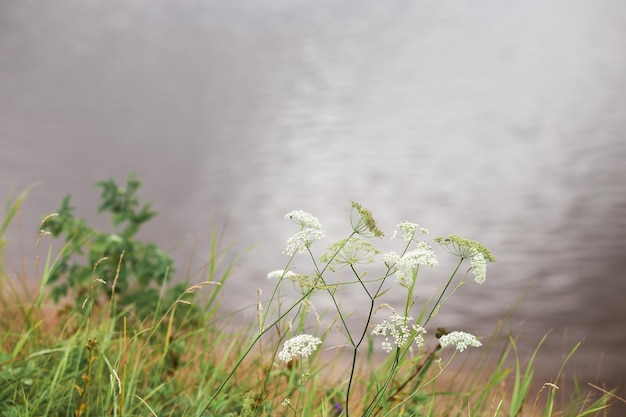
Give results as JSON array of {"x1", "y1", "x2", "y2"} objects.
[
  {"x1": 470, "y1": 252, "x2": 487, "y2": 284},
  {"x1": 383, "y1": 242, "x2": 438, "y2": 288},
  {"x1": 283, "y1": 210, "x2": 325, "y2": 256},
  {"x1": 392, "y1": 222, "x2": 429, "y2": 241},
  {"x1": 267, "y1": 269, "x2": 297, "y2": 280},
  {"x1": 278, "y1": 334, "x2": 323, "y2": 363},
  {"x1": 371, "y1": 314, "x2": 426, "y2": 353},
  {"x1": 285, "y1": 210, "x2": 322, "y2": 229},
  {"x1": 439, "y1": 331, "x2": 482, "y2": 352}
]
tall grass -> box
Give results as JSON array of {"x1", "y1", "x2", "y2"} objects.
[{"x1": 0, "y1": 193, "x2": 618, "y2": 416}]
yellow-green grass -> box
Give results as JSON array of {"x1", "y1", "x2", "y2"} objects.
[{"x1": 0, "y1": 264, "x2": 617, "y2": 417}]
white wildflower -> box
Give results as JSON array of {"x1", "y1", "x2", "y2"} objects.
[
  {"x1": 281, "y1": 398, "x2": 291, "y2": 407},
  {"x1": 382, "y1": 251, "x2": 401, "y2": 268},
  {"x1": 267, "y1": 269, "x2": 297, "y2": 280},
  {"x1": 414, "y1": 325, "x2": 427, "y2": 347},
  {"x1": 470, "y1": 252, "x2": 487, "y2": 284},
  {"x1": 284, "y1": 228, "x2": 325, "y2": 256},
  {"x1": 278, "y1": 334, "x2": 322, "y2": 363},
  {"x1": 392, "y1": 222, "x2": 429, "y2": 241},
  {"x1": 372, "y1": 315, "x2": 426, "y2": 353},
  {"x1": 439, "y1": 331, "x2": 482, "y2": 352},
  {"x1": 392, "y1": 242, "x2": 438, "y2": 288},
  {"x1": 285, "y1": 210, "x2": 322, "y2": 230}
]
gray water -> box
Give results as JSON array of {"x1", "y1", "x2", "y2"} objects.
[{"x1": 2, "y1": 0, "x2": 626, "y2": 402}]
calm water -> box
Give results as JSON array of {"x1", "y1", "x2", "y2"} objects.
[{"x1": 2, "y1": 0, "x2": 625, "y2": 402}]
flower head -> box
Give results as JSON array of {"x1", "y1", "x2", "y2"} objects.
[
  {"x1": 382, "y1": 251, "x2": 400, "y2": 268},
  {"x1": 284, "y1": 228, "x2": 325, "y2": 256},
  {"x1": 283, "y1": 210, "x2": 325, "y2": 256},
  {"x1": 320, "y1": 236, "x2": 380, "y2": 271},
  {"x1": 392, "y1": 222, "x2": 429, "y2": 241},
  {"x1": 372, "y1": 314, "x2": 426, "y2": 353},
  {"x1": 435, "y1": 235, "x2": 495, "y2": 262},
  {"x1": 267, "y1": 269, "x2": 296, "y2": 280},
  {"x1": 435, "y1": 235, "x2": 494, "y2": 283},
  {"x1": 470, "y1": 252, "x2": 487, "y2": 284},
  {"x1": 278, "y1": 334, "x2": 322, "y2": 363},
  {"x1": 285, "y1": 210, "x2": 322, "y2": 230},
  {"x1": 384, "y1": 242, "x2": 438, "y2": 288},
  {"x1": 350, "y1": 201, "x2": 384, "y2": 238},
  {"x1": 438, "y1": 331, "x2": 482, "y2": 352}
]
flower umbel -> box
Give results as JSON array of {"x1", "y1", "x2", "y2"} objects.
[
  {"x1": 284, "y1": 228, "x2": 325, "y2": 256},
  {"x1": 372, "y1": 314, "x2": 426, "y2": 353},
  {"x1": 382, "y1": 251, "x2": 400, "y2": 268},
  {"x1": 350, "y1": 201, "x2": 384, "y2": 238},
  {"x1": 278, "y1": 334, "x2": 323, "y2": 363},
  {"x1": 283, "y1": 210, "x2": 325, "y2": 255},
  {"x1": 435, "y1": 235, "x2": 495, "y2": 262},
  {"x1": 320, "y1": 236, "x2": 380, "y2": 271},
  {"x1": 435, "y1": 235, "x2": 494, "y2": 283},
  {"x1": 470, "y1": 252, "x2": 487, "y2": 284},
  {"x1": 392, "y1": 222, "x2": 429, "y2": 241},
  {"x1": 438, "y1": 331, "x2": 482, "y2": 352},
  {"x1": 285, "y1": 210, "x2": 322, "y2": 230},
  {"x1": 267, "y1": 269, "x2": 296, "y2": 280},
  {"x1": 384, "y1": 242, "x2": 438, "y2": 288}
]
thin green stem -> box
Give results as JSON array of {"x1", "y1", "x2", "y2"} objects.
[
  {"x1": 261, "y1": 255, "x2": 296, "y2": 330},
  {"x1": 306, "y1": 232, "x2": 358, "y2": 346},
  {"x1": 344, "y1": 267, "x2": 375, "y2": 417},
  {"x1": 423, "y1": 258, "x2": 464, "y2": 327},
  {"x1": 344, "y1": 264, "x2": 396, "y2": 417},
  {"x1": 362, "y1": 351, "x2": 401, "y2": 416},
  {"x1": 198, "y1": 289, "x2": 313, "y2": 415},
  {"x1": 403, "y1": 266, "x2": 419, "y2": 317}
]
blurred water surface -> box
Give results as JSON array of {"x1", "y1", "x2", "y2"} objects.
[{"x1": 1, "y1": 0, "x2": 626, "y2": 399}]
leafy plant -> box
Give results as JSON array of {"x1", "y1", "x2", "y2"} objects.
[{"x1": 41, "y1": 173, "x2": 178, "y2": 319}]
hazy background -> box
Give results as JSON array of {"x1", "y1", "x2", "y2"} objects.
[{"x1": 1, "y1": 0, "x2": 625, "y2": 407}]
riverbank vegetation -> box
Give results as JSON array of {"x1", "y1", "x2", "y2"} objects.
[{"x1": 0, "y1": 176, "x2": 618, "y2": 416}]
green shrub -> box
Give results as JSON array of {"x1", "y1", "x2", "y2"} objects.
[{"x1": 41, "y1": 173, "x2": 180, "y2": 319}]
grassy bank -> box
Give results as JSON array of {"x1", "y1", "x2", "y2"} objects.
[{"x1": 0, "y1": 179, "x2": 619, "y2": 416}]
